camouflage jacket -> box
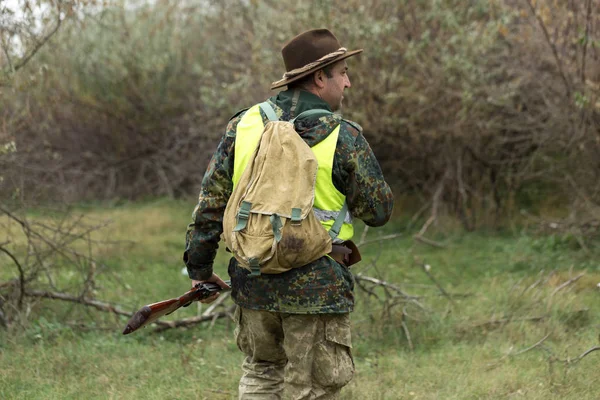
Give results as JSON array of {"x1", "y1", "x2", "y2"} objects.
[{"x1": 184, "y1": 89, "x2": 394, "y2": 314}]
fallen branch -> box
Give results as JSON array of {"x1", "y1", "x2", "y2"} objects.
[
  {"x1": 202, "y1": 291, "x2": 231, "y2": 317},
  {"x1": 486, "y1": 333, "x2": 551, "y2": 370},
  {"x1": 572, "y1": 346, "x2": 600, "y2": 364},
  {"x1": 541, "y1": 344, "x2": 600, "y2": 369},
  {"x1": 418, "y1": 214, "x2": 436, "y2": 238},
  {"x1": 153, "y1": 306, "x2": 235, "y2": 333},
  {"x1": 413, "y1": 234, "x2": 446, "y2": 248},
  {"x1": 469, "y1": 315, "x2": 547, "y2": 330},
  {"x1": 25, "y1": 290, "x2": 133, "y2": 318},
  {"x1": 206, "y1": 388, "x2": 233, "y2": 396},
  {"x1": 0, "y1": 308, "x2": 8, "y2": 328},
  {"x1": 0, "y1": 245, "x2": 26, "y2": 308},
  {"x1": 401, "y1": 319, "x2": 414, "y2": 352},
  {"x1": 354, "y1": 274, "x2": 420, "y2": 300},
  {"x1": 355, "y1": 278, "x2": 383, "y2": 301},
  {"x1": 418, "y1": 262, "x2": 455, "y2": 305},
  {"x1": 512, "y1": 333, "x2": 551, "y2": 356},
  {"x1": 357, "y1": 233, "x2": 402, "y2": 247},
  {"x1": 524, "y1": 0, "x2": 571, "y2": 97},
  {"x1": 24, "y1": 288, "x2": 235, "y2": 333},
  {"x1": 550, "y1": 272, "x2": 585, "y2": 298},
  {"x1": 412, "y1": 170, "x2": 449, "y2": 248}
]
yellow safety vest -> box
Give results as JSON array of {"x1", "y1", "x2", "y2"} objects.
[{"x1": 232, "y1": 104, "x2": 354, "y2": 241}]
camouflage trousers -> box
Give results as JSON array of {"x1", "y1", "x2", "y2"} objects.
[{"x1": 234, "y1": 307, "x2": 355, "y2": 400}]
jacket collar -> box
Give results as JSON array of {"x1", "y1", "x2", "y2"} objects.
[{"x1": 270, "y1": 89, "x2": 332, "y2": 120}]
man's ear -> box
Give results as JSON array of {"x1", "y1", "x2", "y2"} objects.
[{"x1": 313, "y1": 69, "x2": 326, "y2": 89}]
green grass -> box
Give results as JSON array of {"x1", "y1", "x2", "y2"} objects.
[{"x1": 1, "y1": 199, "x2": 600, "y2": 399}]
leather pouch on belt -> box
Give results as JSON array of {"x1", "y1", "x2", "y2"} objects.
[
  {"x1": 344, "y1": 240, "x2": 362, "y2": 267},
  {"x1": 330, "y1": 240, "x2": 362, "y2": 267}
]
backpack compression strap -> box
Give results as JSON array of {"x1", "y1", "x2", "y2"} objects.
[{"x1": 328, "y1": 202, "x2": 348, "y2": 240}]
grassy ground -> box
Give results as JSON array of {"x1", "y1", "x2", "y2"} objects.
[{"x1": 1, "y1": 199, "x2": 599, "y2": 399}]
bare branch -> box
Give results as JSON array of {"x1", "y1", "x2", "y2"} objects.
[
  {"x1": 550, "y1": 272, "x2": 585, "y2": 298},
  {"x1": 414, "y1": 170, "x2": 448, "y2": 246},
  {"x1": 24, "y1": 289, "x2": 236, "y2": 334},
  {"x1": 574, "y1": 346, "x2": 600, "y2": 363},
  {"x1": 468, "y1": 315, "x2": 547, "y2": 330},
  {"x1": 401, "y1": 319, "x2": 414, "y2": 351},
  {"x1": 354, "y1": 274, "x2": 420, "y2": 300},
  {"x1": 25, "y1": 289, "x2": 133, "y2": 318},
  {"x1": 512, "y1": 333, "x2": 551, "y2": 356},
  {"x1": 524, "y1": 0, "x2": 571, "y2": 97},
  {"x1": 201, "y1": 291, "x2": 230, "y2": 317},
  {"x1": 486, "y1": 333, "x2": 551, "y2": 370},
  {"x1": 153, "y1": 307, "x2": 235, "y2": 333},
  {"x1": 581, "y1": 0, "x2": 592, "y2": 84},
  {"x1": 418, "y1": 262, "x2": 455, "y2": 305},
  {"x1": 413, "y1": 234, "x2": 446, "y2": 248},
  {"x1": 0, "y1": 245, "x2": 25, "y2": 308},
  {"x1": 357, "y1": 233, "x2": 402, "y2": 247},
  {"x1": 0, "y1": 35, "x2": 13, "y2": 73},
  {"x1": 358, "y1": 225, "x2": 369, "y2": 246},
  {"x1": 11, "y1": 1, "x2": 63, "y2": 73}
]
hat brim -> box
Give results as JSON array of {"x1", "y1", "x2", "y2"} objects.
[{"x1": 270, "y1": 49, "x2": 363, "y2": 90}]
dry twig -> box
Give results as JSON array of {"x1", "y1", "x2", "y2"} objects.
[
  {"x1": 486, "y1": 333, "x2": 551, "y2": 370},
  {"x1": 401, "y1": 319, "x2": 414, "y2": 352},
  {"x1": 23, "y1": 288, "x2": 236, "y2": 333},
  {"x1": 549, "y1": 272, "x2": 585, "y2": 298},
  {"x1": 512, "y1": 333, "x2": 551, "y2": 356},
  {"x1": 25, "y1": 290, "x2": 133, "y2": 319},
  {"x1": 153, "y1": 307, "x2": 235, "y2": 333},
  {"x1": 418, "y1": 262, "x2": 455, "y2": 305},
  {"x1": 413, "y1": 172, "x2": 448, "y2": 248},
  {"x1": 469, "y1": 315, "x2": 547, "y2": 330},
  {"x1": 357, "y1": 233, "x2": 403, "y2": 247},
  {"x1": 524, "y1": 0, "x2": 571, "y2": 97},
  {"x1": 0, "y1": 245, "x2": 25, "y2": 308},
  {"x1": 354, "y1": 274, "x2": 420, "y2": 301}
]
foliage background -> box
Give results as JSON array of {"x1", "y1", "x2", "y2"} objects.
[
  {"x1": 1, "y1": 1, "x2": 600, "y2": 398},
  {"x1": 1, "y1": 0, "x2": 599, "y2": 230}
]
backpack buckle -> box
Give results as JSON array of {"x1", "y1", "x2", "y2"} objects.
[
  {"x1": 290, "y1": 208, "x2": 302, "y2": 226},
  {"x1": 233, "y1": 201, "x2": 252, "y2": 232},
  {"x1": 248, "y1": 257, "x2": 261, "y2": 277}
]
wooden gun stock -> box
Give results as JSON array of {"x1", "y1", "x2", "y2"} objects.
[{"x1": 122, "y1": 281, "x2": 228, "y2": 335}]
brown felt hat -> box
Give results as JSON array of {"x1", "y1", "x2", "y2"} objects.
[{"x1": 270, "y1": 29, "x2": 363, "y2": 90}]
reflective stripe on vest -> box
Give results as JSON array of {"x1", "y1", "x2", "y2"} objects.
[{"x1": 232, "y1": 104, "x2": 354, "y2": 241}]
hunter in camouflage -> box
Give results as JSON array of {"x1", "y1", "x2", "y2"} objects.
[{"x1": 184, "y1": 29, "x2": 393, "y2": 399}]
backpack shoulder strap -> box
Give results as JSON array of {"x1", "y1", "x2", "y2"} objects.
[
  {"x1": 259, "y1": 101, "x2": 278, "y2": 122},
  {"x1": 291, "y1": 108, "x2": 333, "y2": 124}
]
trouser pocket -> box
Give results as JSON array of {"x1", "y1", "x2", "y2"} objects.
[
  {"x1": 234, "y1": 306, "x2": 249, "y2": 354},
  {"x1": 312, "y1": 314, "x2": 355, "y2": 389}
]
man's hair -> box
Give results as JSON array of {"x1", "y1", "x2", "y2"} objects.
[{"x1": 288, "y1": 63, "x2": 335, "y2": 90}]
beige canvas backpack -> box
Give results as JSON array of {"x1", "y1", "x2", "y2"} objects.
[{"x1": 221, "y1": 102, "x2": 344, "y2": 276}]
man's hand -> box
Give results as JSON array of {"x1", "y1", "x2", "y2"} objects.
[{"x1": 192, "y1": 273, "x2": 230, "y2": 304}]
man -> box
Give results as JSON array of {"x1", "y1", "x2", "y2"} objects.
[{"x1": 184, "y1": 29, "x2": 394, "y2": 399}]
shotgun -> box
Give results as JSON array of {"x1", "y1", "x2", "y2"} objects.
[{"x1": 122, "y1": 281, "x2": 230, "y2": 335}]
